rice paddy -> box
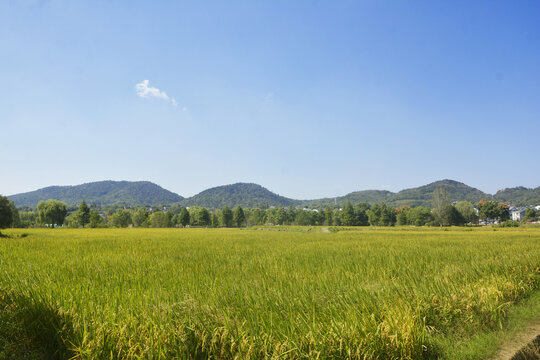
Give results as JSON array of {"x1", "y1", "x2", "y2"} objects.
[{"x1": 0, "y1": 227, "x2": 538, "y2": 359}]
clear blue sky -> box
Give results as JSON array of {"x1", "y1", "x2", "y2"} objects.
[{"x1": 1, "y1": 0, "x2": 539, "y2": 199}]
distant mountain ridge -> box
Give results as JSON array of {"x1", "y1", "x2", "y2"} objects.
[
  {"x1": 7, "y1": 179, "x2": 540, "y2": 209},
  {"x1": 9, "y1": 181, "x2": 183, "y2": 207},
  {"x1": 493, "y1": 186, "x2": 540, "y2": 207}
]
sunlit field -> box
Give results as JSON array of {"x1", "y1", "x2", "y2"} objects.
[{"x1": 0, "y1": 227, "x2": 539, "y2": 359}]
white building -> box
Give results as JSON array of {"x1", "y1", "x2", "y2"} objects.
[{"x1": 511, "y1": 209, "x2": 526, "y2": 221}]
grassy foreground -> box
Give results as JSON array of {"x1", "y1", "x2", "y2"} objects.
[{"x1": 0, "y1": 227, "x2": 538, "y2": 359}]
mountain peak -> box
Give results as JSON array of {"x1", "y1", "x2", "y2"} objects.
[{"x1": 9, "y1": 180, "x2": 183, "y2": 207}]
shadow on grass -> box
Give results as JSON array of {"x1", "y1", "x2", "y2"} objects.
[
  {"x1": 0, "y1": 289, "x2": 76, "y2": 360},
  {"x1": 512, "y1": 334, "x2": 540, "y2": 360}
]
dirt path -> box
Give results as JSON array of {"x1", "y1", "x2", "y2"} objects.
[
  {"x1": 321, "y1": 227, "x2": 330, "y2": 233},
  {"x1": 493, "y1": 321, "x2": 540, "y2": 359}
]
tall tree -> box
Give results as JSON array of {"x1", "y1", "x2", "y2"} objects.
[
  {"x1": 252, "y1": 208, "x2": 266, "y2": 225},
  {"x1": 88, "y1": 211, "x2": 103, "y2": 228},
  {"x1": 324, "y1": 207, "x2": 333, "y2": 226},
  {"x1": 455, "y1": 201, "x2": 478, "y2": 225},
  {"x1": 178, "y1": 207, "x2": 190, "y2": 227},
  {"x1": 37, "y1": 199, "x2": 68, "y2": 227},
  {"x1": 150, "y1": 211, "x2": 170, "y2": 228},
  {"x1": 211, "y1": 211, "x2": 220, "y2": 227},
  {"x1": 477, "y1": 200, "x2": 510, "y2": 222},
  {"x1": 221, "y1": 207, "x2": 233, "y2": 227},
  {"x1": 275, "y1": 207, "x2": 287, "y2": 225},
  {"x1": 132, "y1": 208, "x2": 149, "y2": 227},
  {"x1": 75, "y1": 200, "x2": 90, "y2": 227},
  {"x1": 109, "y1": 209, "x2": 132, "y2": 228},
  {"x1": 340, "y1": 201, "x2": 357, "y2": 226},
  {"x1": 198, "y1": 208, "x2": 211, "y2": 227},
  {"x1": 233, "y1": 206, "x2": 245, "y2": 227},
  {"x1": 432, "y1": 187, "x2": 451, "y2": 226},
  {"x1": 8, "y1": 201, "x2": 20, "y2": 228},
  {"x1": 0, "y1": 195, "x2": 13, "y2": 235},
  {"x1": 355, "y1": 203, "x2": 370, "y2": 226}
]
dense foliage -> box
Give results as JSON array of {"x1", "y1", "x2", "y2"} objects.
[
  {"x1": 493, "y1": 186, "x2": 540, "y2": 207},
  {"x1": 181, "y1": 183, "x2": 299, "y2": 209},
  {"x1": 8, "y1": 180, "x2": 540, "y2": 212},
  {"x1": 9, "y1": 181, "x2": 183, "y2": 207}
]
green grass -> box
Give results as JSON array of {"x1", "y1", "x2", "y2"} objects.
[{"x1": 0, "y1": 227, "x2": 538, "y2": 359}]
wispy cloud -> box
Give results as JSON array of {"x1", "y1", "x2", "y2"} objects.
[{"x1": 135, "y1": 80, "x2": 178, "y2": 106}]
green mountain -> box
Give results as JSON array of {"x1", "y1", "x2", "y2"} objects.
[
  {"x1": 181, "y1": 183, "x2": 299, "y2": 209},
  {"x1": 388, "y1": 179, "x2": 490, "y2": 207},
  {"x1": 493, "y1": 186, "x2": 540, "y2": 206},
  {"x1": 306, "y1": 180, "x2": 490, "y2": 208},
  {"x1": 9, "y1": 181, "x2": 183, "y2": 208},
  {"x1": 8, "y1": 179, "x2": 539, "y2": 210},
  {"x1": 306, "y1": 190, "x2": 393, "y2": 208}
]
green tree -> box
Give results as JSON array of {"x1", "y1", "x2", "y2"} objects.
[
  {"x1": 332, "y1": 209, "x2": 342, "y2": 226},
  {"x1": 432, "y1": 187, "x2": 452, "y2": 226},
  {"x1": 88, "y1": 211, "x2": 103, "y2": 228},
  {"x1": 340, "y1": 201, "x2": 357, "y2": 226},
  {"x1": 396, "y1": 207, "x2": 409, "y2": 226},
  {"x1": 198, "y1": 208, "x2": 211, "y2": 227},
  {"x1": 19, "y1": 211, "x2": 38, "y2": 228},
  {"x1": 252, "y1": 208, "x2": 266, "y2": 225},
  {"x1": 150, "y1": 211, "x2": 170, "y2": 228},
  {"x1": 355, "y1": 203, "x2": 370, "y2": 226},
  {"x1": 8, "y1": 201, "x2": 20, "y2": 228},
  {"x1": 75, "y1": 200, "x2": 90, "y2": 228},
  {"x1": 0, "y1": 195, "x2": 13, "y2": 234},
  {"x1": 324, "y1": 207, "x2": 333, "y2": 226},
  {"x1": 233, "y1": 206, "x2": 245, "y2": 227},
  {"x1": 109, "y1": 209, "x2": 132, "y2": 228},
  {"x1": 274, "y1": 207, "x2": 287, "y2": 225},
  {"x1": 37, "y1": 199, "x2": 68, "y2": 227},
  {"x1": 178, "y1": 207, "x2": 190, "y2": 227},
  {"x1": 477, "y1": 200, "x2": 510, "y2": 222},
  {"x1": 132, "y1": 208, "x2": 149, "y2": 227},
  {"x1": 408, "y1": 206, "x2": 433, "y2": 226},
  {"x1": 221, "y1": 207, "x2": 233, "y2": 227},
  {"x1": 448, "y1": 205, "x2": 465, "y2": 226},
  {"x1": 211, "y1": 211, "x2": 220, "y2": 227},
  {"x1": 496, "y1": 203, "x2": 510, "y2": 222},
  {"x1": 524, "y1": 208, "x2": 538, "y2": 222},
  {"x1": 455, "y1": 201, "x2": 478, "y2": 225},
  {"x1": 367, "y1": 204, "x2": 397, "y2": 226}
]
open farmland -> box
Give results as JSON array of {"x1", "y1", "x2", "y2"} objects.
[{"x1": 0, "y1": 228, "x2": 539, "y2": 359}]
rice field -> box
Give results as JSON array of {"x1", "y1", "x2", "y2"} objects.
[{"x1": 0, "y1": 227, "x2": 539, "y2": 359}]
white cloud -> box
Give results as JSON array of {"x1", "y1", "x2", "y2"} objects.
[{"x1": 135, "y1": 80, "x2": 178, "y2": 106}]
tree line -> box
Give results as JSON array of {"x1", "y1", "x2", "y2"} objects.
[{"x1": 1, "y1": 187, "x2": 527, "y2": 231}]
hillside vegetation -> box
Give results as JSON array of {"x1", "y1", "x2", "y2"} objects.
[
  {"x1": 307, "y1": 180, "x2": 490, "y2": 207},
  {"x1": 9, "y1": 181, "x2": 183, "y2": 207},
  {"x1": 181, "y1": 183, "x2": 300, "y2": 209},
  {"x1": 8, "y1": 179, "x2": 540, "y2": 209},
  {"x1": 494, "y1": 186, "x2": 540, "y2": 207}
]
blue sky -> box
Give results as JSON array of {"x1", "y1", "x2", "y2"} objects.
[{"x1": 1, "y1": 0, "x2": 539, "y2": 199}]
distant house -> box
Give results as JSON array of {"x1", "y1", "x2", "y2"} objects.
[{"x1": 511, "y1": 209, "x2": 526, "y2": 221}]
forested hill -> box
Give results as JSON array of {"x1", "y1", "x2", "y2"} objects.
[
  {"x1": 493, "y1": 186, "x2": 540, "y2": 206},
  {"x1": 9, "y1": 181, "x2": 183, "y2": 207},
  {"x1": 181, "y1": 183, "x2": 300, "y2": 209},
  {"x1": 388, "y1": 180, "x2": 489, "y2": 207},
  {"x1": 305, "y1": 180, "x2": 491, "y2": 208},
  {"x1": 8, "y1": 179, "x2": 540, "y2": 209}
]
